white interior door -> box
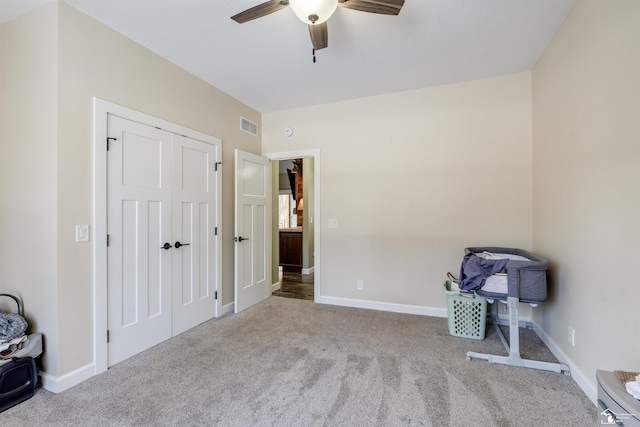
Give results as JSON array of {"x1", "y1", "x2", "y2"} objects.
[
  {"x1": 234, "y1": 149, "x2": 271, "y2": 313},
  {"x1": 171, "y1": 135, "x2": 218, "y2": 335},
  {"x1": 107, "y1": 116, "x2": 172, "y2": 366},
  {"x1": 107, "y1": 115, "x2": 220, "y2": 366}
]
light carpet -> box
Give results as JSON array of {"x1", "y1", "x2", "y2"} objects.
[{"x1": 2, "y1": 297, "x2": 596, "y2": 426}]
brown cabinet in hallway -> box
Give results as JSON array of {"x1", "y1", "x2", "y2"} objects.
[{"x1": 279, "y1": 231, "x2": 302, "y2": 272}]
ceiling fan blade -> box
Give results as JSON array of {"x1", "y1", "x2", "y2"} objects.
[
  {"x1": 309, "y1": 22, "x2": 328, "y2": 50},
  {"x1": 231, "y1": 0, "x2": 289, "y2": 24},
  {"x1": 338, "y1": 0, "x2": 404, "y2": 15}
]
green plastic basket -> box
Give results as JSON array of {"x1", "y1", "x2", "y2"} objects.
[{"x1": 446, "y1": 291, "x2": 487, "y2": 340}]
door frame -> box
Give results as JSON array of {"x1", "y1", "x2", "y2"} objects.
[
  {"x1": 93, "y1": 98, "x2": 222, "y2": 374},
  {"x1": 264, "y1": 149, "x2": 321, "y2": 302}
]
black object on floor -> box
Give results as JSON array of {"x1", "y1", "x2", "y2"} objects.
[
  {"x1": 0, "y1": 356, "x2": 37, "y2": 413},
  {"x1": 0, "y1": 294, "x2": 42, "y2": 413}
]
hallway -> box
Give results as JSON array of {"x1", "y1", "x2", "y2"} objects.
[{"x1": 272, "y1": 270, "x2": 314, "y2": 300}]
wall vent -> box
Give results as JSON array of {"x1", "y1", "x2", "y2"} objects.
[{"x1": 240, "y1": 117, "x2": 258, "y2": 137}]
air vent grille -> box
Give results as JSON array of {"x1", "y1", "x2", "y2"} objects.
[{"x1": 240, "y1": 117, "x2": 258, "y2": 137}]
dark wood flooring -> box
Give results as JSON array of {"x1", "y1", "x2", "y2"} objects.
[{"x1": 272, "y1": 270, "x2": 314, "y2": 300}]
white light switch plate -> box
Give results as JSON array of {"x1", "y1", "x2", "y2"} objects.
[{"x1": 76, "y1": 224, "x2": 89, "y2": 242}]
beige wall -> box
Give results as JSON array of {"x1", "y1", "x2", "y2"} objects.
[
  {"x1": 302, "y1": 157, "x2": 314, "y2": 270},
  {"x1": 532, "y1": 0, "x2": 640, "y2": 397},
  {"x1": 0, "y1": 3, "x2": 60, "y2": 373},
  {"x1": 263, "y1": 72, "x2": 534, "y2": 308},
  {"x1": 0, "y1": 1, "x2": 261, "y2": 378}
]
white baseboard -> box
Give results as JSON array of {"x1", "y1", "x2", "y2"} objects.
[
  {"x1": 222, "y1": 301, "x2": 234, "y2": 316},
  {"x1": 302, "y1": 267, "x2": 314, "y2": 275},
  {"x1": 495, "y1": 312, "x2": 532, "y2": 323},
  {"x1": 532, "y1": 320, "x2": 597, "y2": 405},
  {"x1": 271, "y1": 281, "x2": 281, "y2": 292},
  {"x1": 317, "y1": 295, "x2": 448, "y2": 318},
  {"x1": 40, "y1": 363, "x2": 95, "y2": 394}
]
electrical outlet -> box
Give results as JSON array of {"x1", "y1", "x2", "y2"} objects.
[
  {"x1": 357, "y1": 279, "x2": 363, "y2": 290},
  {"x1": 568, "y1": 326, "x2": 575, "y2": 347}
]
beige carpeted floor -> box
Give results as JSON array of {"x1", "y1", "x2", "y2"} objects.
[{"x1": 2, "y1": 297, "x2": 596, "y2": 426}]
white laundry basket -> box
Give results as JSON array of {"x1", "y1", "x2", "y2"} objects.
[{"x1": 444, "y1": 281, "x2": 487, "y2": 340}]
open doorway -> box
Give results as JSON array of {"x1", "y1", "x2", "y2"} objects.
[{"x1": 271, "y1": 157, "x2": 315, "y2": 300}]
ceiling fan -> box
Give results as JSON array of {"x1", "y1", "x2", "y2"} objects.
[{"x1": 231, "y1": 0, "x2": 405, "y2": 51}]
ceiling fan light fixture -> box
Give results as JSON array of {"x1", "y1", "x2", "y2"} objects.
[{"x1": 289, "y1": 0, "x2": 338, "y2": 25}]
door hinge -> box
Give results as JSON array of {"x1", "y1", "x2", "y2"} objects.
[
  {"x1": 215, "y1": 291, "x2": 218, "y2": 300},
  {"x1": 106, "y1": 234, "x2": 110, "y2": 247},
  {"x1": 107, "y1": 137, "x2": 117, "y2": 151},
  {"x1": 214, "y1": 226, "x2": 218, "y2": 236},
  {"x1": 214, "y1": 162, "x2": 222, "y2": 172},
  {"x1": 107, "y1": 330, "x2": 110, "y2": 343}
]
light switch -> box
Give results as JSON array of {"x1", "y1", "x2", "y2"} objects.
[
  {"x1": 76, "y1": 224, "x2": 89, "y2": 242},
  {"x1": 328, "y1": 218, "x2": 338, "y2": 229}
]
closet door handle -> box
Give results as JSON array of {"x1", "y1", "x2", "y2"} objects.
[
  {"x1": 235, "y1": 236, "x2": 249, "y2": 242},
  {"x1": 161, "y1": 242, "x2": 173, "y2": 250},
  {"x1": 175, "y1": 241, "x2": 190, "y2": 248}
]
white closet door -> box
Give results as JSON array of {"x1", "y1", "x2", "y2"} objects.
[
  {"x1": 107, "y1": 115, "x2": 172, "y2": 366},
  {"x1": 171, "y1": 134, "x2": 218, "y2": 335},
  {"x1": 107, "y1": 115, "x2": 219, "y2": 366}
]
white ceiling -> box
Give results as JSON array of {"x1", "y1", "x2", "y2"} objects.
[{"x1": 1, "y1": 0, "x2": 576, "y2": 113}]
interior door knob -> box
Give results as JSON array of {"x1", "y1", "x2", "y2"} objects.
[
  {"x1": 235, "y1": 236, "x2": 249, "y2": 242},
  {"x1": 175, "y1": 241, "x2": 190, "y2": 248},
  {"x1": 161, "y1": 242, "x2": 172, "y2": 250}
]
